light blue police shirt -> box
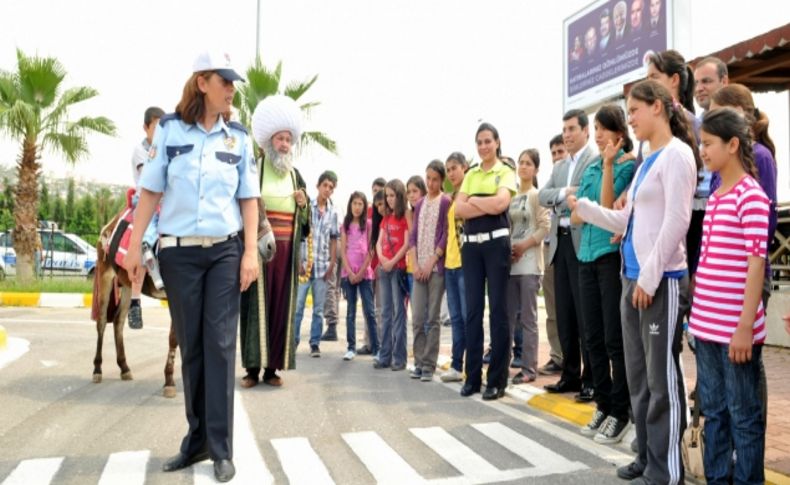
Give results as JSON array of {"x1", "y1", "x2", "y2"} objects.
[{"x1": 139, "y1": 113, "x2": 261, "y2": 237}]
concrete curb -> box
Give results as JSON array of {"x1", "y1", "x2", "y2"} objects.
[
  {"x1": 505, "y1": 384, "x2": 790, "y2": 484},
  {"x1": 0, "y1": 292, "x2": 167, "y2": 309}
]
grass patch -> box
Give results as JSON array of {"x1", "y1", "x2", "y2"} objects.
[{"x1": 0, "y1": 277, "x2": 92, "y2": 293}]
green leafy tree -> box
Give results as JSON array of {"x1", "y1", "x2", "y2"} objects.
[
  {"x1": 0, "y1": 50, "x2": 116, "y2": 281},
  {"x1": 51, "y1": 194, "x2": 64, "y2": 229},
  {"x1": 233, "y1": 57, "x2": 337, "y2": 155},
  {"x1": 39, "y1": 180, "x2": 50, "y2": 221},
  {"x1": 64, "y1": 178, "x2": 75, "y2": 231},
  {"x1": 0, "y1": 178, "x2": 14, "y2": 230}
]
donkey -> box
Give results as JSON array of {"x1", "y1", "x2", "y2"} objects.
[{"x1": 90, "y1": 209, "x2": 178, "y2": 398}]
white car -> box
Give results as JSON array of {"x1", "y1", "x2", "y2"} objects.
[{"x1": 0, "y1": 230, "x2": 97, "y2": 278}]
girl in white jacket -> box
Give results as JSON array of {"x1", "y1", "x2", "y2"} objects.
[{"x1": 568, "y1": 79, "x2": 701, "y2": 485}]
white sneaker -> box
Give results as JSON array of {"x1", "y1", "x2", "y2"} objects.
[
  {"x1": 440, "y1": 368, "x2": 463, "y2": 382},
  {"x1": 343, "y1": 350, "x2": 356, "y2": 361}
]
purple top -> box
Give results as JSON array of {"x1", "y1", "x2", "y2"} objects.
[
  {"x1": 710, "y1": 142, "x2": 777, "y2": 276},
  {"x1": 408, "y1": 193, "x2": 451, "y2": 275},
  {"x1": 342, "y1": 221, "x2": 374, "y2": 280}
]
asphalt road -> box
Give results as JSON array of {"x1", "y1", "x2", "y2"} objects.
[{"x1": 0, "y1": 306, "x2": 636, "y2": 484}]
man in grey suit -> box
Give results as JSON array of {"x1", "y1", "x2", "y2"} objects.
[{"x1": 538, "y1": 109, "x2": 596, "y2": 400}]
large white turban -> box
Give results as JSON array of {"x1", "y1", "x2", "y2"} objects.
[{"x1": 251, "y1": 95, "x2": 303, "y2": 148}]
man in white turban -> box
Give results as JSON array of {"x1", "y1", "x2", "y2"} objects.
[{"x1": 240, "y1": 95, "x2": 310, "y2": 387}]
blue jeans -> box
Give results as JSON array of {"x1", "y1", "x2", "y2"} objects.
[
  {"x1": 445, "y1": 268, "x2": 466, "y2": 372},
  {"x1": 695, "y1": 339, "x2": 764, "y2": 485},
  {"x1": 294, "y1": 276, "x2": 328, "y2": 348},
  {"x1": 341, "y1": 278, "x2": 378, "y2": 353},
  {"x1": 378, "y1": 267, "x2": 407, "y2": 367}
]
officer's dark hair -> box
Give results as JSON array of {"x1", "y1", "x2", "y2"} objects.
[
  {"x1": 563, "y1": 109, "x2": 589, "y2": 129},
  {"x1": 318, "y1": 170, "x2": 337, "y2": 187},
  {"x1": 647, "y1": 49, "x2": 695, "y2": 114},
  {"x1": 372, "y1": 177, "x2": 387, "y2": 189},
  {"x1": 144, "y1": 107, "x2": 165, "y2": 127},
  {"x1": 426, "y1": 160, "x2": 446, "y2": 181},
  {"x1": 176, "y1": 71, "x2": 231, "y2": 125},
  {"x1": 476, "y1": 122, "x2": 502, "y2": 158},
  {"x1": 594, "y1": 104, "x2": 634, "y2": 153},
  {"x1": 343, "y1": 191, "x2": 368, "y2": 234},
  {"x1": 549, "y1": 134, "x2": 564, "y2": 148}
]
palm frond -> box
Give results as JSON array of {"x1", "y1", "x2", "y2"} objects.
[
  {"x1": 299, "y1": 101, "x2": 321, "y2": 119},
  {"x1": 284, "y1": 74, "x2": 318, "y2": 101},
  {"x1": 1, "y1": 100, "x2": 37, "y2": 137},
  {"x1": 301, "y1": 131, "x2": 337, "y2": 155},
  {"x1": 16, "y1": 49, "x2": 65, "y2": 109},
  {"x1": 42, "y1": 86, "x2": 99, "y2": 130},
  {"x1": 0, "y1": 73, "x2": 20, "y2": 108},
  {"x1": 42, "y1": 131, "x2": 88, "y2": 164},
  {"x1": 67, "y1": 116, "x2": 117, "y2": 136}
]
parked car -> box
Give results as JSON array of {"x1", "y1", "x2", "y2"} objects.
[{"x1": 0, "y1": 229, "x2": 97, "y2": 278}]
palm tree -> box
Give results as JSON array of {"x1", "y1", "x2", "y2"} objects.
[
  {"x1": 233, "y1": 57, "x2": 337, "y2": 154},
  {"x1": 0, "y1": 49, "x2": 116, "y2": 282}
]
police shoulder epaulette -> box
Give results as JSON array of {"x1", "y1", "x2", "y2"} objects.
[
  {"x1": 158, "y1": 113, "x2": 181, "y2": 126},
  {"x1": 228, "y1": 121, "x2": 248, "y2": 134}
]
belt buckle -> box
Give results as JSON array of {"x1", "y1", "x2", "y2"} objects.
[{"x1": 201, "y1": 237, "x2": 212, "y2": 248}]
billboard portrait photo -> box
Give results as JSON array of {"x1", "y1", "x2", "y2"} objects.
[{"x1": 564, "y1": 0, "x2": 672, "y2": 111}]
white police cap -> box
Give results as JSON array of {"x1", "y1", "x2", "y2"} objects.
[{"x1": 192, "y1": 51, "x2": 245, "y2": 82}]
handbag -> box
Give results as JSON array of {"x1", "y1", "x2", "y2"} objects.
[{"x1": 682, "y1": 389, "x2": 705, "y2": 479}]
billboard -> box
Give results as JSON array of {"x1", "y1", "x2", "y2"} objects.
[{"x1": 563, "y1": 0, "x2": 672, "y2": 111}]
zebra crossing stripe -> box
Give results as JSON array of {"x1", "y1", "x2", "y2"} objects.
[
  {"x1": 342, "y1": 431, "x2": 427, "y2": 485},
  {"x1": 472, "y1": 422, "x2": 586, "y2": 473},
  {"x1": 193, "y1": 391, "x2": 274, "y2": 485},
  {"x1": 411, "y1": 426, "x2": 501, "y2": 482},
  {"x1": 97, "y1": 450, "x2": 149, "y2": 485},
  {"x1": 1, "y1": 457, "x2": 63, "y2": 485},
  {"x1": 271, "y1": 437, "x2": 334, "y2": 485}
]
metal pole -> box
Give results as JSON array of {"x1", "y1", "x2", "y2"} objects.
[{"x1": 256, "y1": 0, "x2": 261, "y2": 59}]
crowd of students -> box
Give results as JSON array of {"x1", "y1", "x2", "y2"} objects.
[{"x1": 294, "y1": 49, "x2": 780, "y2": 484}]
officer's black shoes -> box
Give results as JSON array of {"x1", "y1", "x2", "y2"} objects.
[
  {"x1": 616, "y1": 461, "x2": 645, "y2": 480},
  {"x1": 128, "y1": 302, "x2": 143, "y2": 329},
  {"x1": 214, "y1": 459, "x2": 235, "y2": 482},
  {"x1": 482, "y1": 386, "x2": 506, "y2": 401},
  {"x1": 161, "y1": 450, "x2": 210, "y2": 472},
  {"x1": 460, "y1": 383, "x2": 480, "y2": 397}
]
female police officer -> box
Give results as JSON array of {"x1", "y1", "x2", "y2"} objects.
[{"x1": 124, "y1": 51, "x2": 259, "y2": 483}]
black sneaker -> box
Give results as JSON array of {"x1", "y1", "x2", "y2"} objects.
[
  {"x1": 616, "y1": 461, "x2": 644, "y2": 480},
  {"x1": 310, "y1": 345, "x2": 321, "y2": 358},
  {"x1": 510, "y1": 357, "x2": 523, "y2": 369},
  {"x1": 594, "y1": 416, "x2": 630, "y2": 444},
  {"x1": 127, "y1": 303, "x2": 143, "y2": 329},
  {"x1": 320, "y1": 327, "x2": 338, "y2": 341},
  {"x1": 356, "y1": 345, "x2": 372, "y2": 355},
  {"x1": 409, "y1": 367, "x2": 422, "y2": 379},
  {"x1": 580, "y1": 409, "x2": 607, "y2": 436}
]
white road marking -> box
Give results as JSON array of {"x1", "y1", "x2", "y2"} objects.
[
  {"x1": 193, "y1": 391, "x2": 273, "y2": 484},
  {"x1": 472, "y1": 422, "x2": 585, "y2": 472},
  {"x1": 0, "y1": 337, "x2": 29, "y2": 370},
  {"x1": 411, "y1": 426, "x2": 500, "y2": 482},
  {"x1": 40, "y1": 360, "x2": 57, "y2": 368},
  {"x1": 1, "y1": 457, "x2": 63, "y2": 485},
  {"x1": 271, "y1": 437, "x2": 334, "y2": 485},
  {"x1": 342, "y1": 431, "x2": 427, "y2": 485},
  {"x1": 97, "y1": 450, "x2": 150, "y2": 485}
]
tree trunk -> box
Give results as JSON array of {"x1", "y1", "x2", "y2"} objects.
[{"x1": 13, "y1": 137, "x2": 40, "y2": 284}]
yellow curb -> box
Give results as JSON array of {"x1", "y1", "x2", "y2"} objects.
[
  {"x1": 83, "y1": 293, "x2": 93, "y2": 308},
  {"x1": 527, "y1": 393, "x2": 595, "y2": 427},
  {"x1": 767, "y1": 469, "x2": 790, "y2": 485},
  {"x1": 0, "y1": 292, "x2": 41, "y2": 307},
  {"x1": 0, "y1": 325, "x2": 6, "y2": 349},
  {"x1": 160, "y1": 299, "x2": 168, "y2": 308}
]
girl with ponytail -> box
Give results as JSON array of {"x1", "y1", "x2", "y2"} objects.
[
  {"x1": 568, "y1": 79, "x2": 697, "y2": 484},
  {"x1": 709, "y1": 83, "x2": 778, "y2": 307}
]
